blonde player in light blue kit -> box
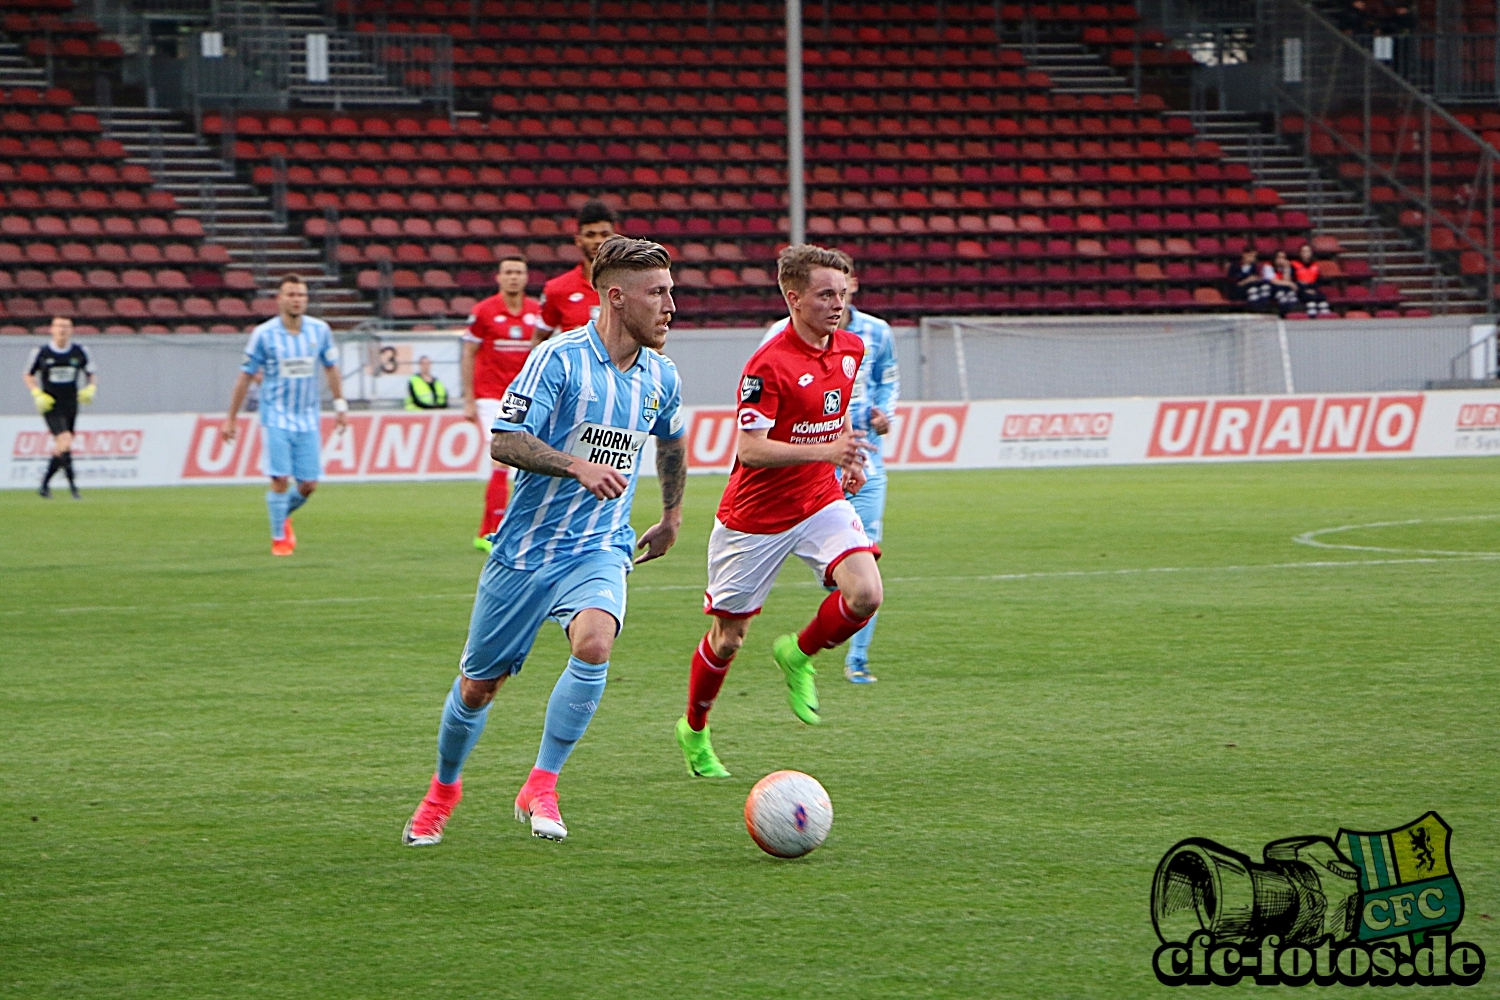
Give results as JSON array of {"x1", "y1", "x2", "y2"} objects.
[
  {"x1": 402, "y1": 237, "x2": 687, "y2": 846},
  {"x1": 221, "y1": 275, "x2": 347, "y2": 556}
]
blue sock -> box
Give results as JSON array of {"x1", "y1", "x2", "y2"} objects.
[
  {"x1": 534, "y1": 657, "x2": 608, "y2": 774},
  {"x1": 845, "y1": 611, "x2": 879, "y2": 667},
  {"x1": 436, "y1": 676, "x2": 491, "y2": 784},
  {"x1": 266, "y1": 489, "x2": 291, "y2": 541},
  {"x1": 286, "y1": 490, "x2": 308, "y2": 515}
]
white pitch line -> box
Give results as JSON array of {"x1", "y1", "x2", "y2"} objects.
[
  {"x1": 0, "y1": 591, "x2": 475, "y2": 618},
  {"x1": 11, "y1": 553, "x2": 1499, "y2": 617},
  {"x1": 1292, "y1": 513, "x2": 1500, "y2": 557}
]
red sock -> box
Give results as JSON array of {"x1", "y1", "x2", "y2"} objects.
[
  {"x1": 686, "y1": 634, "x2": 734, "y2": 731},
  {"x1": 797, "y1": 592, "x2": 871, "y2": 656},
  {"x1": 426, "y1": 773, "x2": 462, "y2": 804},
  {"x1": 479, "y1": 467, "x2": 509, "y2": 537},
  {"x1": 521, "y1": 766, "x2": 557, "y2": 794}
]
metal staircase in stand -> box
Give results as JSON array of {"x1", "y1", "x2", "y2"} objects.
[
  {"x1": 1023, "y1": 28, "x2": 1480, "y2": 312},
  {"x1": 0, "y1": 39, "x2": 47, "y2": 89},
  {"x1": 81, "y1": 105, "x2": 374, "y2": 329},
  {"x1": 1189, "y1": 110, "x2": 1486, "y2": 314},
  {"x1": 217, "y1": 0, "x2": 425, "y2": 108},
  {"x1": 1024, "y1": 41, "x2": 1136, "y2": 95}
]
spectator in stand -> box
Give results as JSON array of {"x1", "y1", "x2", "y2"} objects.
[
  {"x1": 1327, "y1": 0, "x2": 1370, "y2": 34},
  {"x1": 1225, "y1": 247, "x2": 1273, "y2": 310},
  {"x1": 1263, "y1": 250, "x2": 1304, "y2": 317},
  {"x1": 1292, "y1": 244, "x2": 1333, "y2": 317},
  {"x1": 405, "y1": 356, "x2": 449, "y2": 410},
  {"x1": 1327, "y1": 0, "x2": 1416, "y2": 37},
  {"x1": 1367, "y1": 0, "x2": 1416, "y2": 35}
]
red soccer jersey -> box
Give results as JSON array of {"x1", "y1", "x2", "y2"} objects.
[
  {"x1": 716, "y1": 324, "x2": 865, "y2": 534},
  {"x1": 465, "y1": 293, "x2": 541, "y2": 400},
  {"x1": 539, "y1": 264, "x2": 600, "y2": 334}
]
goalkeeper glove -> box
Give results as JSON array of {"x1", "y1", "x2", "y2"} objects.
[
  {"x1": 31, "y1": 388, "x2": 54, "y2": 413},
  {"x1": 78, "y1": 384, "x2": 96, "y2": 405}
]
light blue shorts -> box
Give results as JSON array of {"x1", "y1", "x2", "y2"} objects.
[
  {"x1": 849, "y1": 474, "x2": 887, "y2": 545},
  {"x1": 263, "y1": 425, "x2": 321, "y2": 482},
  {"x1": 459, "y1": 546, "x2": 632, "y2": 680}
]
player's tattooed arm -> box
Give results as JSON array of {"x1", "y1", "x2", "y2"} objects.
[
  {"x1": 491, "y1": 430, "x2": 629, "y2": 500},
  {"x1": 655, "y1": 435, "x2": 686, "y2": 512},
  {"x1": 490, "y1": 429, "x2": 575, "y2": 476},
  {"x1": 636, "y1": 437, "x2": 685, "y2": 564}
]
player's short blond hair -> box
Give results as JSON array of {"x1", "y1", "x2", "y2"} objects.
[
  {"x1": 777, "y1": 244, "x2": 851, "y2": 294},
  {"x1": 591, "y1": 235, "x2": 671, "y2": 292}
]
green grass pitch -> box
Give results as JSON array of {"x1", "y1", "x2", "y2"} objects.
[{"x1": 3, "y1": 459, "x2": 1498, "y2": 998}]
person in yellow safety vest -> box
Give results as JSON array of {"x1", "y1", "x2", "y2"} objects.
[{"x1": 405, "y1": 355, "x2": 448, "y2": 410}]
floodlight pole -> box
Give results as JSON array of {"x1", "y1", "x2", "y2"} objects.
[{"x1": 786, "y1": 0, "x2": 806, "y2": 245}]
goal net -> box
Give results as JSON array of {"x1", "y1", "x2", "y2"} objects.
[{"x1": 918, "y1": 315, "x2": 1292, "y2": 401}]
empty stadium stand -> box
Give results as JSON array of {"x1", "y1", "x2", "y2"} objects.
[
  {"x1": 2, "y1": 0, "x2": 1489, "y2": 331},
  {"x1": 0, "y1": 86, "x2": 247, "y2": 335}
]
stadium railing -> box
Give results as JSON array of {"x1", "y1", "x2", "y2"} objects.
[
  {"x1": 918, "y1": 312, "x2": 1492, "y2": 398},
  {"x1": 1257, "y1": 0, "x2": 1500, "y2": 306}
]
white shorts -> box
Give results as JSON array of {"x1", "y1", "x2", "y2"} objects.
[
  {"x1": 476, "y1": 397, "x2": 502, "y2": 476},
  {"x1": 704, "y1": 499, "x2": 878, "y2": 618}
]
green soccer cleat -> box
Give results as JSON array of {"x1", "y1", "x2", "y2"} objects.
[
  {"x1": 675, "y1": 716, "x2": 731, "y2": 777},
  {"x1": 473, "y1": 535, "x2": 493, "y2": 554},
  {"x1": 772, "y1": 634, "x2": 821, "y2": 725}
]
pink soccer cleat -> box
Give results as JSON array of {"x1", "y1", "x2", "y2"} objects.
[
  {"x1": 402, "y1": 775, "x2": 462, "y2": 846},
  {"x1": 514, "y1": 775, "x2": 567, "y2": 842}
]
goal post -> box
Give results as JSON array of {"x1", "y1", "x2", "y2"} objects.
[{"x1": 918, "y1": 314, "x2": 1292, "y2": 402}]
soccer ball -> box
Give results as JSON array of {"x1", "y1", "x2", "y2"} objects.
[{"x1": 744, "y1": 770, "x2": 832, "y2": 858}]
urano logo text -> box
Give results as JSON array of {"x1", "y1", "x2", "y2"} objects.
[{"x1": 1151, "y1": 813, "x2": 1485, "y2": 987}]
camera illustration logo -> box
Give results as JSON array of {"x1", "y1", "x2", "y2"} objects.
[{"x1": 1152, "y1": 812, "x2": 1486, "y2": 986}]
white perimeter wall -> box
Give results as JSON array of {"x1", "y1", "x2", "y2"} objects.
[{"x1": 6, "y1": 389, "x2": 1500, "y2": 489}]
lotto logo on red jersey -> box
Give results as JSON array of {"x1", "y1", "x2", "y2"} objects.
[{"x1": 1147, "y1": 395, "x2": 1424, "y2": 458}]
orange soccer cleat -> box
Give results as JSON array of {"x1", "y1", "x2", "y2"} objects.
[
  {"x1": 515, "y1": 776, "x2": 568, "y2": 842},
  {"x1": 402, "y1": 776, "x2": 463, "y2": 847}
]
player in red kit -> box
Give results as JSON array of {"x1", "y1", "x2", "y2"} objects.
[
  {"x1": 463, "y1": 254, "x2": 541, "y2": 551},
  {"x1": 537, "y1": 199, "x2": 617, "y2": 339},
  {"x1": 674, "y1": 245, "x2": 882, "y2": 777}
]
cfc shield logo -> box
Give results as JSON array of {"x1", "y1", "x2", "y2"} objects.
[
  {"x1": 1152, "y1": 812, "x2": 1484, "y2": 987},
  {"x1": 1338, "y1": 813, "x2": 1462, "y2": 945},
  {"x1": 823, "y1": 389, "x2": 842, "y2": 415}
]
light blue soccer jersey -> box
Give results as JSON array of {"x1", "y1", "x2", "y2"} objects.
[
  {"x1": 764, "y1": 305, "x2": 900, "y2": 475},
  {"x1": 241, "y1": 315, "x2": 337, "y2": 432},
  {"x1": 489, "y1": 321, "x2": 684, "y2": 571}
]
